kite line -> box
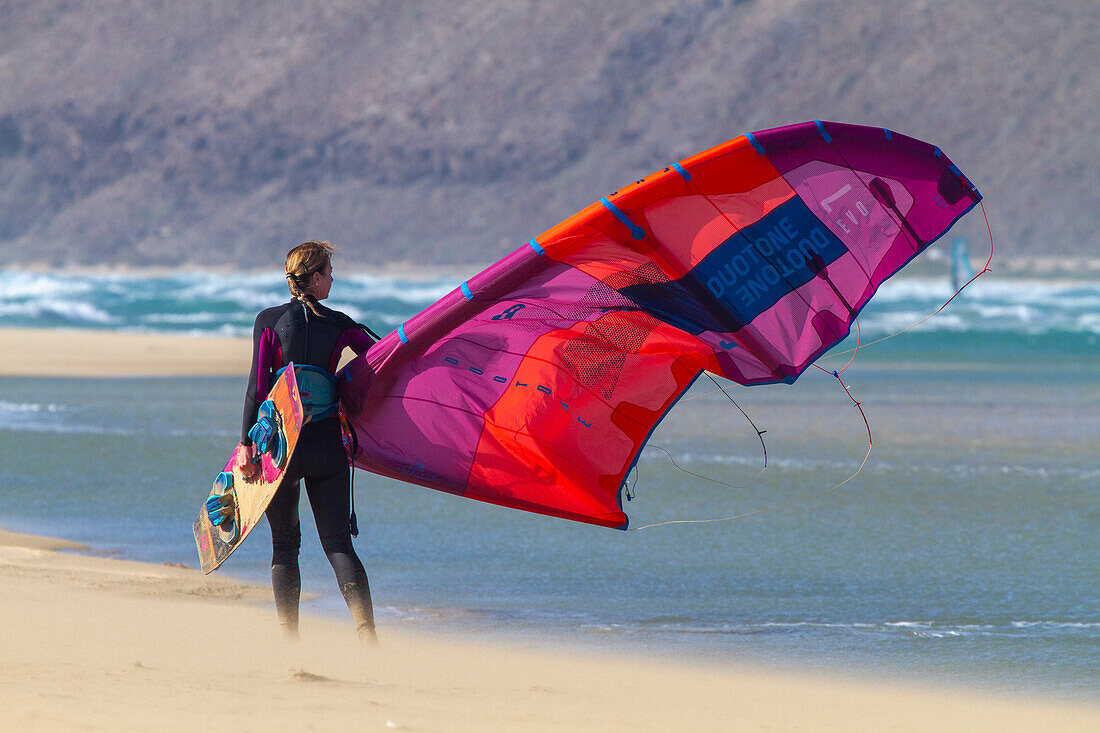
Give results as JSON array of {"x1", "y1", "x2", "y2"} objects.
[{"x1": 629, "y1": 201, "x2": 993, "y2": 530}]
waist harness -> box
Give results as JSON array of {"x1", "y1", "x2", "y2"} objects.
[{"x1": 276, "y1": 364, "x2": 339, "y2": 421}]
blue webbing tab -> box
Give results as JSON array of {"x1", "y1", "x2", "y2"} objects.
[
  {"x1": 746, "y1": 132, "x2": 765, "y2": 154},
  {"x1": 814, "y1": 120, "x2": 832, "y2": 143},
  {"x1": 933, "y1": 146, "x2": 942, "y2": 158},
  {"x1": 529, "y1": 237, "x2": 545, "y2": 255},
  {"x1": 599, "y1": 197, "x2": 645, "y2": 240},
  {"x1": 460, "y1": 281, "x2": 473, "y2": 300},
  {"x1": 883, "y1": 128, "x2": 892, "y2": 140},
  {"x1": 398, "y1": 323, "x2": 408, "y2": 344},
  {"x1": 671, "y1": 162, "x2": 692, "y2": 182}
]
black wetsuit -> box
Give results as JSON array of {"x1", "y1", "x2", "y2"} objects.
[{"x1": 243, "y1": 299, "x2": 376, "y2": 636}]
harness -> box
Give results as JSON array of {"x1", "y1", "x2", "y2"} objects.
[{"x1": 275, "y1": 364, "x2": 339, "y2": 421}]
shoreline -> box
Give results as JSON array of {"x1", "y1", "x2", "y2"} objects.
[
  {"x1": 0, "y1": 327, "x2": 250, "y2": 377},
  {"x1": 2, "y1": 527, "x2": 1098, "y2": 731},
  {"x1": 0, "y1": 324, "x2": 1073, "y2": 380}
]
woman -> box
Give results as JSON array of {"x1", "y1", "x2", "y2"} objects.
[{"x1": 240, "y1": 240, "x2": 376, "y2": 640}]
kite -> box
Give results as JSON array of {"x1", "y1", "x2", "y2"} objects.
[{"x1": 338, "y1": 120, "x2": 982, "y2": 529}]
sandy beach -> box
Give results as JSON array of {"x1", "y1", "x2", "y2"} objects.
[
  {"x1": 1, "y1": 328, "x2": 250, "y2": 377},
  {"x1": 1, "y1": 528, "x2": 1098, "y2": 732},
  {"x1": 4, "y1": 327, "x2": 1100, "y2": 730}
]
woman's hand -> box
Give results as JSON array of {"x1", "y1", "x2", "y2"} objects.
[{"x1": 239, "y1": 442, "x2": 260, "y2": 481}]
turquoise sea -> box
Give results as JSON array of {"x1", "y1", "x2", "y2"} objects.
[{"x1": 1, "y1": 268, "x2": 1097, "y2": 700}]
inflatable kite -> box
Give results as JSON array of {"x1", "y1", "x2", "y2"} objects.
[{"x1": 339, "y1": 121, "x2": 981, "y2": 529}]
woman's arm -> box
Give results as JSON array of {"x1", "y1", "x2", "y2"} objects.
[
  {"x1": 327, "y1": 322, "x2": 377, "y2": 373},
  {"x1": 241, "y1": 315, "x2": 282, "y2": 444},
  {"x1": 346, "y1": 325, "x2": 377, "y2": 355}
]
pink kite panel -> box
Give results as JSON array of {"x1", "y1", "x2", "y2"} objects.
[{"x1": 339, "y1": 121, "x2": 981, "y2": 528}]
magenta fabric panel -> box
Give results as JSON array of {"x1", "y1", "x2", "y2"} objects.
[
  {"x1": 255, "y1": 327, "x2": 281, "y2": 401},
  {"x1": 339, "y1": 260, "x2": 629, "y2": 496}
]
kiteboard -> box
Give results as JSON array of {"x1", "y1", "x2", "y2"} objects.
[{"x1": 193, "y1": 364, "x2": 305, "y2": 574}]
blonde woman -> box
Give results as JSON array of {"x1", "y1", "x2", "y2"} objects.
[{"x1": 241, "y1": 240, "x2": 376, "y2": 640}]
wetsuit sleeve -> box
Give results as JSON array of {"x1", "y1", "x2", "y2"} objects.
[{"x1": 241, "y1": 315, "x2": 282, "y2": 445}]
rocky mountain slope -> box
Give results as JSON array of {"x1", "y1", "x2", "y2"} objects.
[{"x1": 1, "y1": 0, "x2": 1095, "y2": 268}]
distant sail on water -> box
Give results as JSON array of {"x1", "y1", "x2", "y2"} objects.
[{"x1": 951, "y1": 237, "x2": 976, "y2": 291}]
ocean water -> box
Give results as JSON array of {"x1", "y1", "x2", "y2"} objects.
[
  {"x1": 1, "y1": 268, "x2": 1098, "y2": 700},
  {"x1": 1, "y1": 268, "x2": 1098, "y2": 352}
]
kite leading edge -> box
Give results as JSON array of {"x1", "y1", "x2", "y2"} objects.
[{"x1": 338, "y1": 121, "x2": 982, "y2": 529}]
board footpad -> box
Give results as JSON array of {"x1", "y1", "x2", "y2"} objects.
[
  {"x1": 249, "y1": 400, "x2": 287, "y2": 467},
  {"x1": 209, "y1": 471, "x2": 239, "y2": 543}
]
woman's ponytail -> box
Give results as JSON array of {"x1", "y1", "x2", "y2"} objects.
[{"x1": 284, "y1": 240, "x2": 335, "y2": 317}]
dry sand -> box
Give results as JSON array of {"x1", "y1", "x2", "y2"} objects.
[
  {"x1": 3, "y1": 328, "x2": 1100, "y2": 730},
  {"x1": 1, "y1": 327, "x2": 250, "y2": 377},
  {"x1": 1, "y1": 530, "x2": 1098, "y2": 732}
]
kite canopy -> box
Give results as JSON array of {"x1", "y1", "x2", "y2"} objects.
[{"x1": 339, "y1": 121, "x2": 981, "y2": 529}]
